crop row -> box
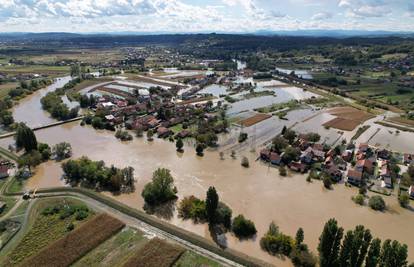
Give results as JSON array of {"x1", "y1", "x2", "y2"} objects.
[{"x1": 22, "y1": 213, "x2": 125, "y2": 267}]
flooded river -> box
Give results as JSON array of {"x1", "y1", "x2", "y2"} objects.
[
  {"x1": 3, "y1": 78, "x2": 414, "y2": 266},
  {"x1": 12, "y1": 76, "x2": 73, "y2": 128}
]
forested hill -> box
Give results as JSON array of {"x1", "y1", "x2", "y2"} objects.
[
  {"x1": 1, "y1": 32, "x2": 413, "y2": 48},
  {"x1": 1, "y1": 33, "x2": 413, "y2": 60}
]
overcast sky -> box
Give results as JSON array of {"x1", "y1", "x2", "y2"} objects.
[{"x1": 0, "y1": 0, "x2": 413, "y2": 33}]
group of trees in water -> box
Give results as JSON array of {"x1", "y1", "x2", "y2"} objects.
[
  {"x1": 141, "y1": 168, "x2": 256, "y2": 241},
  {"x1": 14, "y1": 123, "x2": 73, "y2": 174},
  {"x1": 62, "y1": 157, "x2": 134, "y2": 193},
  {"x1": 41, "y1": 90, "x2": 79, "y2": 121}
]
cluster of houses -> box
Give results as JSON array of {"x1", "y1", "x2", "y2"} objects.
[
  {"x1": 90, "y1": 86, "x2": 223, "y2": 140},
  {"x1": 260, "y1": 135, "x2": 349, "y2": 179},
  {"x1": 260, "y1": 135, "x2": 414, "y2": 196}
]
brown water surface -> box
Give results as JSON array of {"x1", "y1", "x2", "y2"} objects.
[
  {"x1": 4, "y1": 78, "x2": 414, "y2": 266},
  {"x1": 1, "y1": 122, "x2": 413, "y2": 265}
]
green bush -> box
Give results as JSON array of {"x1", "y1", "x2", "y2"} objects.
[
  {"x1": 279, "y1": 166, "x2": 287, "y2": 176},
  {"x1": 399, "y1": 192, "x2": 410, "y2": 208},
  {"x1": 215, "y1": 202, "x2": 232, "y2": 229},
  {"x1": 232, "y1": 214, "x2": 257, "y2": 239},
  {"x1": 353, "y1": 194, "x2": 365, "y2": 205},
  {"x1": 369, "y1": 195, "x2": 386, "y2": 211}
]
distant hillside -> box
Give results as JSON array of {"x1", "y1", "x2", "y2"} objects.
[{"x1": 0, "y1": 33, "x2": 413, "y2": 58}]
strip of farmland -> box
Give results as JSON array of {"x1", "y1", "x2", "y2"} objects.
[
  {"x1": 21, "y1": 213, "x2": 125, "y2": 267},
  {"x1": 122, "y1": 238, "x2": 185, "y2": 267},
  {"x1": 239, "y1": 113, "x2": 272, "y2": 127}
]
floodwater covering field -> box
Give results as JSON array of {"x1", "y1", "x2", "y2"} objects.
[
  {"x1": 227, "y1": 84, "x2": 318, "y2": 115},
  {"x1": 3, "y1": 77, "x2": 414, "y2": 266}
]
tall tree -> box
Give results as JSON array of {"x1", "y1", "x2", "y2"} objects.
[
  {"x1": 379, "y1": 239, "x2": 408, "y2": 267},
  {"x1": 353, "y1": 226, "x2": 372, "y2": 267},
  {"x1": 295, "y1": 227, "x2": 304, "y2": 247},
  {"x1": 176, "y1": 138, "x2": 184, "y2": 152},
  {"x1": 365, "y1": 238, "x2": 381, "y2": 267},
  {"x1": 339, "y1": 230, "x2": 354, "y2": 267},
  {"x1": 206, "y1": 186, "x2": 219, "y2": 223},
  {"x1": 339, "y1": 225, "x2": 372, "y2": 267},
  {"x1": 15, "y1": 123, "x2": 38, "y2": 152},
  {"x1": 318, "y1": 218, "x2": 344, "y2": 267}
]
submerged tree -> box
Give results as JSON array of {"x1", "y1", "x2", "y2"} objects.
[
  {"x1": 141, "y1": 168, "x2": 177, "y2": 205},
  {"x1": 176, "y1": 138, "x2": 184, "y2": 152},
  {"x1": 206, "y1": 186, "x2": 219, "y2": 223},
  {"x1": 15, "y1": 123, "x2": 38, "y2": 152}
]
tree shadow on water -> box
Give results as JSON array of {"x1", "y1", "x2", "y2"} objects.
[
  {"x1": 143, "y1": 199, "x2": 177, "y2": 221},
  {"x1": 208, "y1": 223, "x2": 228, "y2": 249}
]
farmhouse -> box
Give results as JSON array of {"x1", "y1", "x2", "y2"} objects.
[
  {"x1": 356, "y1": 159, "x2": 374, "y2": 174},
  {"x1": 347, "y1": 169, "x2": 363, "y2": 186},
  {"x1": 377, "y1": 149, "x2": 391, "y2": 160},
  {"x1": 325, "y1": 164, "x2": 343, "y2": 181},
  {"x1": 380, "y1": 163, "x2": 392, "y2": 188},
  {"x1": 176, "y1": 130, "x2": 191, "y2": 139},
  {"x1": 342, "y1": 150, "x2": 353, "y2": 162},
  {"x1": 157, "y1": 127, "x2": 173, "y2": 138},
  {"x1": 260, "y1": 148, "x2": 271, "y2": 161},
  {"x1": 269, "y1": 152, "x2": 282, "y2": 165}
]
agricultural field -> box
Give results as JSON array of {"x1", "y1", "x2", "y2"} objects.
[
  {"x1": 0, "y1": 82, "x2": 18, "y2": 99},
  {"x1": 323, "y1": 106, "x2": 374, "y2": 131},
  {"x1": 0, "y1": 48, "x2": 124, "y2": 65},
  {"x1": 1, "y1": 198, "x2": 93, "y2": 266},
  {"x1": 72, "y1": 227, "x2": 148, "y2": 267},
  {"x1": 123, "y1": 238, "x2": 185, "y2": 267},
  {"x1": 239, "y1": 113, "x2": 272, "y2": 127},
  {"x1": 22, "y1": 213, "x2": 124, "y2": 267},
  {"x1": 0, "y1": 65, "x2": 69, "y2": 76}
]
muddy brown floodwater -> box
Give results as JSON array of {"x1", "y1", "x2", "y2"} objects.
[
  {"x1": 2, "y1": 78, "x2": 414, "y2": 266},
  {"x1": 1, "y1": 122, "x2": 413, "y2": 266},
  {"x1": 12, "y1": 76, "x2": 73, "y2": 128}
]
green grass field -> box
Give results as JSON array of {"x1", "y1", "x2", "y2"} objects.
[
  {"x1": 0, "y1": 196, "x2": 18, "y2": 218},
  {"x1": 0, "y1": 82, "x2": 18, "y2": 99},
  {"x1": 6, "y1": 178, "x2": 25, "y2": 194},
  {"x1": 0, "y1": 65, "x2": 69, "y2": 76}
]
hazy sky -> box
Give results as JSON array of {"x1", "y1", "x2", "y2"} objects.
[{"x1": 0, "y1": 0, "x2": 413, "y2": 32}]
